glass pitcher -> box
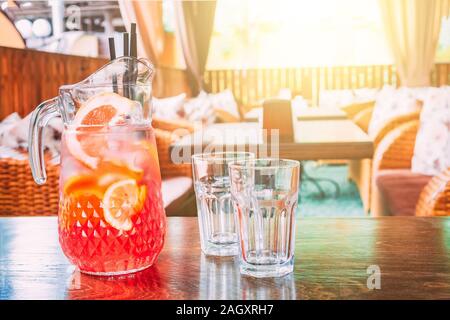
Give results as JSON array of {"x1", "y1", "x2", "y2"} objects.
[{"x1": 28, "y1": 57, "x2": 166, "y2": 276}]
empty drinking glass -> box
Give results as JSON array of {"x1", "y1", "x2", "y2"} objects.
[
  {"x1": 192, "y1": 152, "x2": 254, "y2": 256},
  {"x1": 229, "y1": 159, "x2": 300, "y2": 278}
]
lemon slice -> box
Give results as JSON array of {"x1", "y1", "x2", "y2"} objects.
[{"x1": 103, "y1": 179, "x2": 144, "y2": 231}]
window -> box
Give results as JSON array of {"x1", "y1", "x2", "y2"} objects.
[
  {"x1": 207, "y1": 0, "x2": 450, "y2": 69},
  {"x1": 162, "y1": 0, "x2": 176, "y2": 33},
  {"x1": 436, "y1": 16, "x2": 450, "y2": 63}
]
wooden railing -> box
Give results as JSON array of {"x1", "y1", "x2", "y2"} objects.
[
  {"x1": 205, "y1": 64, "x2": 450, "y2": 108},
  {"x1": 1, "y1": 46, "x2": 449, "y2": 119},
  {"x1": 0, "y1": 46, "x2": 189, "y2": 120}
]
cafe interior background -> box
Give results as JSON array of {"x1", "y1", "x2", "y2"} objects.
[{"x1": 0, "y1": 0, "x2": 449, "y2": 219}]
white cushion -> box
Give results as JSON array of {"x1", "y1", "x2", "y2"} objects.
[
  {"x1": 208, "y1": 89, "x2": 240, "y2": 119},
  {"x1": 319, "y1": 89, "x2": 354, "y2": 108},
  {"x1": 292, "y1": 95, "x2": 308, "y2": 110},
  {"x1": 412, "y1": 86, "x2": 450, "y2": 176},
  {"x1": 0, "y1": 112, "x2": 22, "y2": 149},
  {"x1": 183, "y1": 91, "x2": 216, "y2": 124},
  {"x1": 0, "y1": 112, "x2": 62, "y2": 156},
  {"x1": 368, "y1": 86, "x2": 424, "y2": 137},
  {"x1": 0, "y1": 146, "x2": 27, "y2": 160},
  {"x1": 153, "y1": 90, "x2": 239, "y2": 125},
  {"x1": 161, "y1": 176, "x2": 193, "y2": 208},
  {"x1": 152, "y1": 93, "x2": 186, "y2": 120},
  {"x1": 277, "y1": 88, "x2": 292, "y2": 100},
  {"x1": 319, "y1": 88, "x2": 378, "y2": 109},
  {"x1": 352, "y1": 88, "x2": 379, "y2": 103}
]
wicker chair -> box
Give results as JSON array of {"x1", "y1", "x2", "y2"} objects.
[
  {"x1": 370, "y1": 121, "x2": 419, "y2": 216},
  {"x1": 347, "y1": 109, "x2": 421, "y2": 213},
  {"x1": 152, "y1": 117, "x2": 194, "y2": 134},
  {"x1": 372, "y1": 111, "x2": 422, "y2": 147},
  {"x1": 372, "y1": 120, "x2": 419, "y2": 171},
  {"x1": 152, "y1": 117, "x2": 194, "y2": 179},
  {"x1": 416, "y1": 168, "x2": 450, "y2": 216},
  {"x1": 369, "y1": 119, "x2": 449, "y2": 216}
]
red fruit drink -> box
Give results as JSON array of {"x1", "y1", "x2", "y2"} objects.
[{"x1": 59, "y1": 94, "x2": 166, "y2": 275}]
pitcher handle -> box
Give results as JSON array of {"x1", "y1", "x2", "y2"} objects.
[{"x1": 28, "y1": 97, "x2": 59, "y2": 185}]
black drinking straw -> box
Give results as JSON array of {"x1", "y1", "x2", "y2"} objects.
[
  {"x1": 130, "y1": 23, "x2": 137, "y2": 99},
  {"x1": 108, "y1": 37, "x2": 118, "y2": 93},
  {"x1": 123, "y1": 32, "x2": 130, "y2": 97},
  {"x1": 130, "y1": 23, "x2": 137, "y2": 58},
  {"x1": 123, "y1": 32, "x2": 129, "y2": 56}
]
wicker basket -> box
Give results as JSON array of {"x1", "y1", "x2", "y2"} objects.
[{"x1": 0, "y1": 155, "x2": 59, "y2": 216}]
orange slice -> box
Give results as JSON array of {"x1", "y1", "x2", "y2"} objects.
[
  {"x1": 135, "y1": 185, "x2": 148, "y2": 212},
  {"x1": 103, "y1": 179, "x2": 146, "y2": 231},
  {"x1": 63, "y1": 175, "x2": 103, "y2": 198},
  {"x1": 97, "y1": 161, "x2": 144, "y2": 182},
  {"x1": 66, "y1": 93, "x2": 135, "y2": 169},
  {"x1": 63, "y1": 161, "x2": 144, "y2": 201}
]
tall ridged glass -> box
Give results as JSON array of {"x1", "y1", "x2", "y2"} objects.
[
  {"x1": 192, "y1": 152, "x2": 254, "y2": 256},
  {"x1": 229, "y1": 159, "x2": 300, "y2": 278}
]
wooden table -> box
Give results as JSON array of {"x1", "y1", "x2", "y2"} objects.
[
  {"x1": 1, "y1": 216, "x2": 450, "y2": 300},
  {"x1": 172, "y1": 120, "x2": 373, "y2": 160},
  {"x1": 244, "y1": 107, "x2": 347, "y2": 122}
]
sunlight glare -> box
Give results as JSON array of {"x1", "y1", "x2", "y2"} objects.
[{"x1": 207, "y1": 0, "x2": 393, "y2": 69}]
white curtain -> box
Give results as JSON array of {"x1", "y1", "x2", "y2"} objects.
[
  {"x1": 379, "y1": 0, "x2": 450, "y2": 87},
  {"x1": 118, "y1": 0, "x2": 165, "y2": 63},
  {"x1": 174, "y1": 1, "x2": 217, "y2": 95}
]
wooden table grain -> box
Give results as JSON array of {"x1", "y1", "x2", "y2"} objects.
[
  {"x1": 1, "y1": 216, "x2": 450, "y2": 300},
  {"x1": 171, "y1": 120, "x2": 373, "y2": 160}
]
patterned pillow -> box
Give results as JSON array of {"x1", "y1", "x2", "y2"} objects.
[
  {"x1": 153, "y1": 90, "x2": 239, "y2": 125},
  {"x1": 152, "y1": 93, "x2": 186, "y2": 120},
  {"x1": 319, "y1": 89, "x2": 354, "y2": 108},
  {"x1": 183, "y1": 91, "x2": 216, "y2": 124},
  {"x1": 0, "y1": 112, "x2": 62, "y2": 156},
  {"x1": 318, "y1": 88, "x2": 378, "y2": 109},
  {"x1": 352, "y1": 88, "x2": 379, "y2": 103},
  {"x1": 368, "y1": 85, "x2": 423, "y2": 137},
  {"x1": 412, "y1": 86, "x2": 450, "y2": 176},
  {"x1": 209, "y1": 89, "x2": 240, "y2": 121}
]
